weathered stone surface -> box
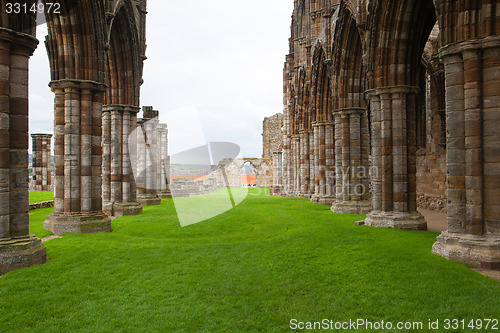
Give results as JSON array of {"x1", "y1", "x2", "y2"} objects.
[
  {"x1": 44, "y1": 211, "x2": 111, "y2": 235},
  {"x1": 30, "y1": 134, "x2": 52, "y2": 191},
  {"x1": 0, "y1": 236, "x2": 46, "y2": 275}
]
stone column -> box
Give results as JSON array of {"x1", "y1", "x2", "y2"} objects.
[
  {"x1": 432, "y1": 37, "x2": 500, "y2": 269},
  {"x1": 364, "y1": 86, "x2": 426, "y2": 230},
  {"x1": 283, "y1": 133, "x2": 291, "y2": 196},
  {"x1": 311, "y1": 121, "x2": 335, "y2": 205},
  {"x1": 44, "y1": 80, "x2": 111, "y2": 235},
  {"x1": 331, "y1": 108, "x2": 371, "y2": 214},
  {"x1": 102, "y1": 105, "x2": 143, "y2": 216},
  {"x1": 308, "y1": 129, "x2": 315, "y2": 196},
  {"x1": 299, "y1": 130, "x2": 310, "y2": 197},
  {"x1": 157, "y1": 123, "x2": 172, "y2": 199},
  {"x1": 135, "y1": 107, "x2": 161, "y2": 206},
  {"x1": 291, "y1": 135, "x2": 300, "y2": 196},
  {"x1": 0, "y1": 29, "x2": 46, "y2": 274},
  {"x1": 31, "y1": 134, "x2": 53, "y2": 192},
  {"x1": 311, "y1": 123, "x2": 322, "y2": 201},
  {"x1": 270, "y1": 151, "x2": 283, "y2": 195},
  {"x1": 324, "y1": 121, "x2": 335, "y2": 201}
]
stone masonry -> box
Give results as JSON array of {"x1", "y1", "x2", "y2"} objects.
[
  {"x1": 102, "y1": 105, "x2": 143, "y2": 216},
  {"x1": 157, "y1": 123, "x2": 172, "y2": 199},
  {"x1": 0, "y1": 21, "x2": 46, "y2": 274},
  {"x1": 1, "y1": 0, "x2": 148, "y2": 272},
  {"x1": 263, "y1": 113, "x2": 284, "y2": 195},
  {"x1": 31, "y1": 134, "x2": 52, "y2": 191},
  {"x1": 135, "y1": 106, "x2": 161, "y2": 206},
  {"x1": 283, "y1": 0, "x2": 500, "y2": 268}
]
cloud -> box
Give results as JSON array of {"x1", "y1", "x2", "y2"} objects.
[{"x1": 28, "y1": 1, "x2": 294, "y2": 157}]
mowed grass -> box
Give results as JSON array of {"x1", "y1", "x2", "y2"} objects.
[
  {"x1": 29, "y1": 191, "x2": 54, "y2": 204},
  {"x1": 1, "y1": 188, "x2": 499, "y2": 332}
]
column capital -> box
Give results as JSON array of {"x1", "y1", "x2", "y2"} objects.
[
  {"x1": 312, "y1": 120, "x2": 334, "y2": 127},
  {"x1": 31, "y1": 133, "x2": 53, "y2": 139},
  {"x1": 439, "y1": 35, "x2": 500, "y2": 58},
  {"x1": 332, "y1": 108, "x2": 366, "y2": 116},
  {"x1": 365, "y1": 85, "x2": 419, "y2": 98},
  {"x1": 0, "y1": 27, "x2": 38, "y2": 55},
  {"x1": 49, "y1": 79, "x2": 108, "y2": 92},
  {"x1": 102, "y1": 104, "x2": 141, "y2": 114}
]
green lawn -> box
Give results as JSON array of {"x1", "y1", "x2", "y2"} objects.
[
  {"x1": 1, "y1": 188, "x2": 499, "y2": 332},
  {"x1": 29, "y1": 191, "x2": 54, "y2": 204}
]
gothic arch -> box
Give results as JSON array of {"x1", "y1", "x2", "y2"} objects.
[
  {"x1": 330, "y1": 2, "x2": 371, "y2": 214},
  {"x1": 364, "y1": 0, "x2": 436, "y2": 88},
  {"x1": 105, "y1": 0, "x2": 142, "y2": 106},
  {"x1": 311, "y1": 43, "x2": 331, "y2": 123}
]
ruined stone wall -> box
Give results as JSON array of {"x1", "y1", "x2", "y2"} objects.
[
  {"x1": 262, "y1": 113, "x2": 284, "y2": 192},
  {"x1": 284, "y1": 0, "x2": 500, "y2": 268},
  {"x1": 31, "y1": 134, "x2": 52, "y2": 191}
]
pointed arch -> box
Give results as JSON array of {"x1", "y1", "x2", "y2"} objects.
[
  {"x1": 45, "y1": 0, "x2": 107, "y2": 83},
  {"x1": 310, "y1": 44, "x2": 332, "y2": 123},
  {"x1": 331, "y1": 1, "x2": 366, "y2": 111},
  {"x1": 105, "y1": 0, "x2": 142, "y2": 106},
  {"x1": 365, "y1": 0, "x2": 436, "y2": 88}
]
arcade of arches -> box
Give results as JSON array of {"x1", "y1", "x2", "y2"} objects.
[
  {"x1": 0, "y1": 0, "x2": 147, "y2": 274},
  {"x1": 0, "y1": 0, "x2": 499, "y2": 274},
  {"x1": 272, "y1": 0, "x2": 500, "y2": 269}
]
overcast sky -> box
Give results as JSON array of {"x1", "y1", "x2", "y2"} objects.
[{"x1": 28, "y1": 0, "x2": 293, "y2": 157}]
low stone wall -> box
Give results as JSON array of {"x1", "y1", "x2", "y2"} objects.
[{"x1": 29, "y1": 201, "x2": 54, "y2": 211}]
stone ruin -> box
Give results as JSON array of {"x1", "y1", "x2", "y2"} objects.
[{"x1": 30, "y1": 134, "x2": 53, "y2": 192}]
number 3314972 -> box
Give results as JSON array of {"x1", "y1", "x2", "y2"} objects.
[{"x1": 5, "y1": 2, "x2": 61, "y2": 14}]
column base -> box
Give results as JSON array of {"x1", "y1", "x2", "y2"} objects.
[
  {"x1": 282, "y1": 190, "x2": 298, "y2": 198},
  {"x1": 0, "y1": 235, "x2": 46, "y2": 275},
  {"x1": 365, "y1": 211, "x2": 427, "y2": 231},
  {"x1": 44, "y1": 211, "x2": 112, "y2": 235},
  {"x1": 137, "y1": 196, "x2": 162, "y2": 206},
  {"x1": 269, "y1": 186, "x2": 283, "y2": 196},
  {"x1": 298, "y1": 192, "x2": 312, "y2": 199},
  {"x1": 310, "y1": 195, "x2": 335, "y2": 206},
  {"x1": 103, "y1": 201, "x2": 143, "y2": 217},
  {"x1": 158, "y1": 191, "x2": 173, "y2": 199},
  {"x1": 432, "y1": 232, "x2": 500, "y2": 270},
  {"x1": 331, "y1": 200, "x2": 372, "y2": 215}
]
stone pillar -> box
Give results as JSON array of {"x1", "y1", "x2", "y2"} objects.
[
  {"x1": 324, "y1": 121, "x2": 335, "y2": 200},
  {"x1": 364, "y1": 86, "x2": 426, "y2": 230},
  {"x1": 289, "y1": 135, "x2": 296, "y2": 195},
  {"x1": 102, "y1": 105, "x2": 143, "y2": 216},
  {"x1": 432, "y1": 37, "x2": 500, "y2": 269},
  {"x1": 292, "y1": 135, "x2": 300, "y2": 196},
  {"x1": 283, "y1": 133, "x2": 291, "y2": 196},
  {"x1": 299, "y1": 130, "x2": 310, "y2": 197},
  {"x1": 44, "y1": 80, "x2": 111, "y2": 235},
  {"x1": 308, "y1": 130, "x2": 315, "y2": 196},
  {"x1": 270, "y1": 151, "x2": 283, "y2": 195},
  {"x1": 311, "y1": 121, "x2": 335, "y2": 205},
  {"x1": 135, "y1": 107, "x2": 161, "y2": 206},
  {"x1": 157, "y1": 123, "x2": 172, "y2": 199},
  {"x1": 31, "y1": 134, "x2": 53, "y2": 191},
  {"x1": 331, "y1": 108, "x2": 371, "y2": 214},
  {"x1": 0, "y1": 29, "x2": 46, "y2": 274}
]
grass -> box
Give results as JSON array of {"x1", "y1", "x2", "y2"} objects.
[
  {"x1": 29, "y1": 191, "x2": 54, "y2": 204},
  {"x1": 28, "y1": 208, "x2": 54, "y2": 239},
  {"x1": 1, "y1": 188, "x2": 499, "y2": 332}
]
